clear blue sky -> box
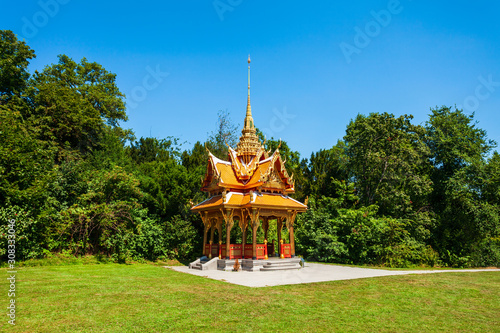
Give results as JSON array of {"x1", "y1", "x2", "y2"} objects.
[{"x1": 2, "y1": 1, "x2": 500, "y2": 158}]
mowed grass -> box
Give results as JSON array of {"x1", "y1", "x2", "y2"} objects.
[{"x1": 0, "y1": 264, "x2": 499, "y2": 332}]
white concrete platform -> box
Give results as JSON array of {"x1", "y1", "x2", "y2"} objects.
[{"x1": 167, "y1": 263, "x2": 500, "y2": 288}]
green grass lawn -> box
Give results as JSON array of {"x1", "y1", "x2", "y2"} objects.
[{"x1": 1, "y1": 263, "x2": 499, "y2": 332}]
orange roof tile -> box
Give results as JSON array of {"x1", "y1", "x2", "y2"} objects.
[
  {"x1": 252, "y1": 193, "x2": 306, "y2": 210},
  {"x1": 191, "y1": 195, "x2": 223, "y2": 211},
  {"x1": 215, "y1": 163, "x2": 240, "y2": 186},
  {"x1": 246, "y1": 160, "x2": 271, "y2": 186},
  {"x1": 191, "y1": 192, "x2": 306, "y2": 212},
  {"x1": 212, "y1": 159, "x2": 273, "y2": 188}
]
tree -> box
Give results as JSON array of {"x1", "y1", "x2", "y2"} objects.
[
  {"x1": 128, "y1": 137, "x2": 180, "y2": 164},
  {"x1": 303, "y1": 140, "x2": 349, "y2": 199},
  {"x1": 0, "y1": 31, "x2": 43, "y2": 207},
  {"x1": 207, "y1": 109, "x2": 239, "y2": 160},
  {"x1": 181, "y1": 141, "x2": 207, "y2": 172},
  {"x1": 344, "y1": 112, "x2": 432, "y2": 217},
  {"x1": 295, "y1": 186, "x2": 438, "y2": 267},
  {"x1": 426, "y1": 106, "x2": 496, "y2": 212},
  {"x1": 426, "y1": 106, "x2": 495, "y2": 177},
  {"x1": 181, "y1": 141, "x2": 209, "y2": 204},
  {"x1": 484, "y1": 152, "x2": 500, "y2": 204},
  {"x1": 426, "y1": 107, "x2": 499, "y2": 266},
  {"x1": 0, "y1": 103, "x2": 57, "y2": 208},
  {"x1": 0, "y1": 30, "x2": 35, "y2": 97},
  {"x1": 57, "y1": 166, "x2": 143, "y2": 255},
  {"x1": 255, "y1": 129, "x2": 306, "y2": 199},
  {"x1": 28, "y1": 55, "x2": 127, "y2": 156}
]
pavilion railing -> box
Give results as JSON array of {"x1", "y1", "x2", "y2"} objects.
[
  {"x1": 211, "y1": 245, "x2": 219, "y2": 258},
  {"x1": 205, "y1": 243, "x2": 287, "y2": 259},
  {"x1": 244, "y1": 244, "x2": 253, "y2": 258},
  {"x1": 282, "y1": 243, "x2": 292, "y2": 258},
  {"x1": 230, "y1": 244, "x2": 242, "y2": 259},
  {"x1": 255, "y1": 244, "x2": 266, "y2": 259}
]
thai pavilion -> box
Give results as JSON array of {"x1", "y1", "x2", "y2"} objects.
[{"x1": 190, "y1": 57, "x2": 307, "y2": 267}]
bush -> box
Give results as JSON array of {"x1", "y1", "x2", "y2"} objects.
[
  {"x1": 295, "y1": 197, "x2": 439, "y2": 267},
  {"x1": 0, "y1": 205, "x2": 45, "y2": 261},
  {"x1": 468, "y1": 238, "x2": 500, "y2": 267}
]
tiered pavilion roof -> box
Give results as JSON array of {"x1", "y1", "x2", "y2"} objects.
[{"x1": 191, "y1": 57, "x2": 306, "y2": 260}]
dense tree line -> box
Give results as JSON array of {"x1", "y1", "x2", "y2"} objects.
[
  {"x1": 296, "y1": 111, "x2": 500, "y2": 267},
  {"x1": 1, "y1": 30, "x2": 498, "y2": 267}
]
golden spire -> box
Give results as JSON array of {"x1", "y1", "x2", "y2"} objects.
[
  {"x1": 246, "y1": 55, "x2": 251, "y2": 118},
  {"x1": 244, "y1": 55, "x2": 254, "y2": 130},
  {"x1": 237, "y1": 55, "x2": 262, "y2": 164}
]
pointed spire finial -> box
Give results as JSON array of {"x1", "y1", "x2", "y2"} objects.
[
  {"x1": 237, "y1": 55, "x2": 262, "y2": 164},
  {"x1": 247, "y1": 55, "x2": 251, "y2": 116}
]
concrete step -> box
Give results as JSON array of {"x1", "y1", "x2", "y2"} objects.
[
  {"x1": 260, "y1": 264, "x2": 301, "y2": 271},
  {"x1": 263, "y1": 260, "x2": 300, "y2": 266}
]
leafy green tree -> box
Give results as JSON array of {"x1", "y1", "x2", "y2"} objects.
[
  {"x1": 436, "y1": 161, "x2": 499, "y2": 266},
  {"x1": 426, "y1": 106, "x2": 498, "y2": 266},
  {"x1": 256, "y1": 131, "x2": 306, "y2": 200},
  {"x1": 0, "y1": 34, "x2": 205, "y2": 263},
  {"x1": 0, "y1": 206, "x2": 45, "y2": 260},
  {"x1": 181, "y1": 141, "x2": 209, "y2": 204},
  {"x1": 484, "y1": 152, "x2": 500, "y2": 204},
  {"x1": 295, "y1": 196, "x2": 349, "y2": 263},
  {"x1": 426, "y1": 106, "x2": 496, "y2": 212},
  {"x1": 295, "y1": 184, "x2": 438, "y2": 267},
  {"x1": 136, "y1": 158, "x2": 192, "y2": 219},
  {"x1": 181, "y1": 141, "x2": 207, "y2": 172},
  {"x1": 163, "y1": 215, "x2": 199, "y2": 261},
  {"x1": 28, "y1": 55, "x2": 127, "y2": 156},
  {"x1": 87, "y1": 125, "x2": 135, "y2": 172},
  {"x1": 344, "y1": 112, "x2": 432, "y2": 218},
  {"x1": 207, "y1": 109, "x2": 239, "y2": 159},
  {"x1": 303, "y1": 140, "x2": 349, "y2": 199},
  {"x1": 0, "y1": 30, "x2": 35, "y2": 97},
  {"x1": 426, "y1": 106, "x2": 495, "y2": 177},
  {"x1": 129, "y1": 137, "x2": 180, "y2": 164},
  {"x1": 56, "y1": 166, "x2": 143, "y2": 255},
  {"x1": 0, "y1": 106, "x2": 57, "y2": 208}
]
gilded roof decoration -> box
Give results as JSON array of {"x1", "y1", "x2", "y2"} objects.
[{"x1": 191, "y1": 57, "x2": 306, "y2": 213}]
